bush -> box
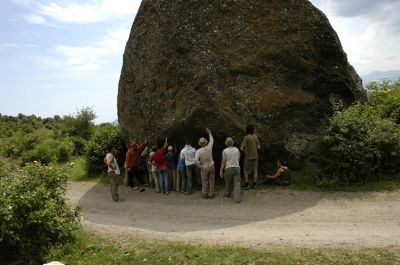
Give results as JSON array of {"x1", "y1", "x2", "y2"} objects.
[
  {"x1": 315, "y1": 102, "x2": 400, "y2": 187},
  {"x1": 0, "y1": 163, "x2": 80, "y2": 264},
  {"x1": 85, "y1": 123, "x2": 125, "y2": 173},
  {"x1": 62, "y1": 107, "x2": 96, "y2": 140},
  {"x1": 367, "y1": 79, "x2": 400, "y2": 124}
]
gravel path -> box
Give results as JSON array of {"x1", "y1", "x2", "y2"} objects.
[{"x1": 67, "y1": 181, "x2": 400, "y2": 248}]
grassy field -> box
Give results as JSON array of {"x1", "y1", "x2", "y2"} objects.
[{"x1": 45, "y1": 230, "x2": 398, "y2": 265}]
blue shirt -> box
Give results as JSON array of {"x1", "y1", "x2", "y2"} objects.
[
  {"x1": 177, "y1": 158, "x2": 185, "y2": 169},
  {"x1": 165, "y1": 152, "x2": 177, "y2": 170}
]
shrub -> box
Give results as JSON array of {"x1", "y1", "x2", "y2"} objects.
[
  {"x1": 0, "y1": 163, "x2": 80, "y2": 264},
  {"x1": 85, "y1": 123, "x2": 125, "y2": 173},
  {"x1": 367, "y1": 79, "x2": 400, "y2": 124},
  {"x1": 62, "y1": 107, "x2": 96, "y2": 140},
  {"x1": 315, "y1": 102, "x2": 400, "y2": 187}
]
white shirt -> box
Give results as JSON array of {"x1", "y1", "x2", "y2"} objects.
[
  {"x1": 180, "y1": 145, "x2": 197, "y2": 166},
  {"x1": 223, "y1": 147, "x2": 240, "y2": 169},
  {"x1": 105, "y1": 153, "x2": 120, "y2": 175}
]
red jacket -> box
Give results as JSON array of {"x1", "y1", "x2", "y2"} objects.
[
  {"x1": 149, "y1": 144, "x2": 168, "y2": 170},
  {"x1": 125, "y1": 143, "x2": 145, "y2": 169}
]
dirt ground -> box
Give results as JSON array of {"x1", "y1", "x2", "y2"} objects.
[{"x1": 67, "y1": 181, "x2": 400, "y2": 249}]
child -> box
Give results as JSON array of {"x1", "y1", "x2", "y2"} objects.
[
  {"x1": 176, "y1": 156, "x2": 186, "y2": 193},
  {"x1": 264, "y1": 160, "x2": 290, "y2": 186},
  {"x1": 165, "y1": 146, "x2": 178, "y2": 192}
]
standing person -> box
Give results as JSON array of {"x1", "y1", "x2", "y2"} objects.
[
  {"x1": 149, "y1": 137, "x2": 169, "y2": 194},
  {"x1": 180, "y1": 140, "x2": 198, "y2": 195},
  {"x1": 104, "y1": 146, "x2": 122, "y2": 202},
  {"x1": 125, "y1": 140, "x2": 146, "y2": 192},
  {"x1": 176, "y1": 155, "x2": 186, "y2": 193},
  {"x1": 195, "y1": 128, "x2": 215, "y2": 198},
  {"x1": 240, "y1": 124, "x2": 261, "y2": 189},
  {"x1": 148, "y1": 146, "x2": 161, "y2": 193},
  {"x1": 165, "y1": 146, "x2": 178, "y2": 192},
  {"x1": 220, "y1": 137, "x2": 241, "y2": 203}
]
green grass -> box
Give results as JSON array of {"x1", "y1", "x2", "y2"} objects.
[
  {"x1": 45, "y1": 230, "x2": 398, "y2": 265},
  {"x1": 69, "y1": 157, "x2": 109, "y2": 184}
]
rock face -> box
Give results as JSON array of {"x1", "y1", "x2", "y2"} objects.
[{"x1": 118, "y1": 0, "x2": 365, "y2": 169}]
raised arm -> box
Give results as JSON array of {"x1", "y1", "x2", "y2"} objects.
[{"x1": 205, "y1": 128, "x2": 214, "y2": 148}]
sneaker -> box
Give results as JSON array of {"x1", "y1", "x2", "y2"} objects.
[
  {"x1": 165, "y1": 192, "x2": 169, "y2": 195},
  {"x1": 132, "y1": 187, "x2": 139, "y2": 190},
  {"x1": 184, "y1": 192, "x2": 192, "y2": 195},
  {"x1": 139, "y1": 188, "x2": 145, "y2": 192},
  {"x1": 242, "y1": 184, "x2": 250, "y2": 190},
  {"x1": 250, "y1": 183, "x2": 257, "y2": 189}
]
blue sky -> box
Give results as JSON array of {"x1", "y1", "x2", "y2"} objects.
[{"x1": 0, "y1": 0, "x2": 399, "y2": 123}]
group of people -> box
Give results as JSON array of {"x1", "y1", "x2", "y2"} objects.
[{"x1": 104, "y1": 125, "x2": 290, "y2": 203}]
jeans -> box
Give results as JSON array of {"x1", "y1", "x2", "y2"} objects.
[
  {"x1": 158, "y1": 169, "x2": 169, "y2": 193},
  {"x1": 185, "y1": 164, "x2": 199, "y2": 194},
  {"x1": 177, "y1": 168, "x2": 186, "y2": 192}
]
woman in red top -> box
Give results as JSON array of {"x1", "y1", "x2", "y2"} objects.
[{"x1": 149, "y1": 137, "x2": 169, "y2": 194}]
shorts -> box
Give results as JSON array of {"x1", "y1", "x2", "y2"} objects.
[{"x1": 244, "y1": 158, "x2": 258, "y2": 175}]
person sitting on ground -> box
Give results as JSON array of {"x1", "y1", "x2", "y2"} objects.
[{"x1": 264, "y1": 160, "x2": 290, "y2": 186}]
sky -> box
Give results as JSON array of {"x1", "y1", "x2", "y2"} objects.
[{"x1": 0, "y1": 0, "x2": 399, "y2": 123}]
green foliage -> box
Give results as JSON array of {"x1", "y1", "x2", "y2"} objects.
[
  {"x1": 315, "y1": 80, "x2": 400, "y2": 187},
  {"x1": 367, "y1": 79, "x2": 400, "y2": 124},
  {"x1": 85, "y1": 123, "x2": 125, "y2": 173},
  {"x1": 62, "y1": 107, "x2": 96, "y2": 141},
  {"x1": 0, "y1": 163, "x2": 80, "y2": 264}
]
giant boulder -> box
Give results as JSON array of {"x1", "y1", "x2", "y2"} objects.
[{"x1": 118, "y1": 0, "x2": 365, "y2": 169}]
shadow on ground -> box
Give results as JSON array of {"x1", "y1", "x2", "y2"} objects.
[{"x1": 75, "y1": 182, "x2": 324, "y2": 233}]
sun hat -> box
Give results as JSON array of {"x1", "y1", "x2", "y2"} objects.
[
  {"x1": 225, "y1": 137, "x2": 234, "y2": 146},
  {"x1": 198, "y1": 137, "x2": 208, "y2": 147}
]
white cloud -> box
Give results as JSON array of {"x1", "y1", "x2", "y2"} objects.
[
  {"x1": 24, "y1": 13, "x2": 45, "y2": 24},
  {"x1": 17, "y1": 0, "x2": 141, "y2": 24},
  {"x1": 310, "y1": 0, "x2": 400, "y2": 75},
  {"x1": 38, "y1": 26, "x2": 130, "y2": 79}
]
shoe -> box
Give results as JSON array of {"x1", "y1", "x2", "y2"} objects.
[
  {"x1": 208, "y1": 194, "x2": 214, "y2": 199},
  {"x1": 132, "y1": 187, "x2": 139, "y2": 190},
  {"x1": 242, "y1": 185, "x2": 250, "y2": 190},
  {"x1": 139, "y1": 188, "x2": 145, "y2": 192},
  {"x1": 184, "y1": 192, "x2": 192, "y2": 195},
  {"x1": 250, "y1": 183, "x2": 257, "y2": 189},
  {"x1": 165, "y1": 192, "x2": 169, "y2": 195}
]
